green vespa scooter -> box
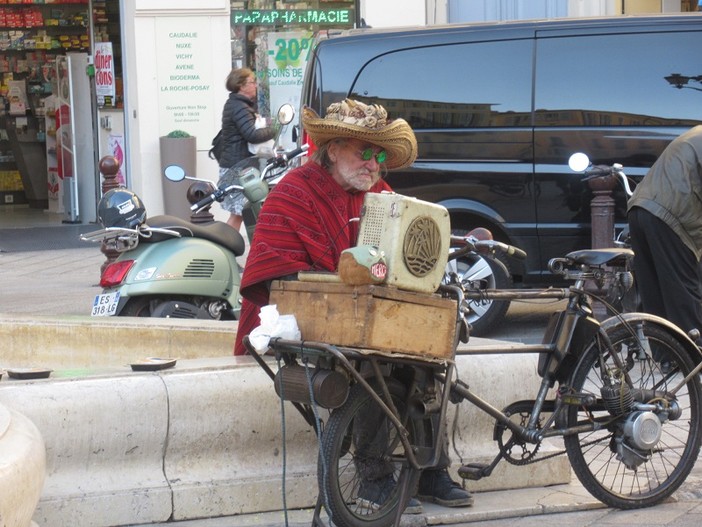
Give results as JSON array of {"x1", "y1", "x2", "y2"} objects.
[{"x1": 82, "y1": 104, "x2": 306, "y2": 320}]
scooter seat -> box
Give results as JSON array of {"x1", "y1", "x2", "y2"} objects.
[{"x1": 141, "y1": 215, "x2": 246, "y2": 256}]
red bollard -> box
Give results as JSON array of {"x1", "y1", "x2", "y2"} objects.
[
  {"x1": 100, "y1": 155, "x2": 121, "y2": 194},
  {"x1": 99, "y1": 155, "x2": 122, "y2": 274}
]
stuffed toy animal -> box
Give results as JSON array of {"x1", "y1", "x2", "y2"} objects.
[{"x1": 338, "y1": 245, "x2": 387, "y2": 285}]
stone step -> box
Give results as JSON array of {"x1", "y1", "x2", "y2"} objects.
[
  {"x1": 0, "y1": 315, "x2": 571, "y2": 527},
  {"x1": 0, "y1": 314, "x2": 237, "y2": 371},
  {"x1": 0, "y1": 354, "x2": 570, "y2": 527}
]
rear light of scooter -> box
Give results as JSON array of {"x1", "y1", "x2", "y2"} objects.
[{"x1": 100, "y1": 260, "x2": 135, "y2": 288}]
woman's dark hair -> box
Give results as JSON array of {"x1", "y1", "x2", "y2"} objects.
[{"x1": 225, "y1": 67, "x2": 254, "y2": 93}]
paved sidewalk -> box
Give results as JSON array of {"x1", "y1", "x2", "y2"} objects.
[
  {"x1": 132, "y1": 469, "x2": 702, "y2": 527},
  {"x1": 0, "y1": 246, "x2": 104, "y2": 316}
]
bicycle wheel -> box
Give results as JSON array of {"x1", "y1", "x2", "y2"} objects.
[
  {"x1": 318, "y1": 380, "x2": 428, "y2": 527},
  {"x1": 563, "y1": 321, "x2": 702, "y2": 508}
]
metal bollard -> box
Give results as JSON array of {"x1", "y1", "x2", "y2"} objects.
[
  {"x1": 588, "y1": 173, "x2": 617, "y2": 319},
  {"x1": 187, "y1": 181, "x2": 215, "y2": 224},
  {"x1": 99, "y1": 155, "x2": 122, "y2": 274},
  {"x1": 588, "y1": 174, "x2": 617, "y2": 250}
]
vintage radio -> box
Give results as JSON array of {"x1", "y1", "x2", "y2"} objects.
[{"x1": 357, "y1": 192, "x2": 450, "y2": 294}]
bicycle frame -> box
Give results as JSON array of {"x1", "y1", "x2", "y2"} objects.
[
  {"x1": 249, "y1": 262, "x2": 702, "y2": 463},
  {"x1": 246, "y1": 246, "x2": 702, "y2": 527},
  {"x1": 249, "y1": 273, "x2": 601, "y2": 472}
]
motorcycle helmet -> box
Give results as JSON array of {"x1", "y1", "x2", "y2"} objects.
[{"x1": 98, "y1": 188, "x2": 147, "y2": 228}]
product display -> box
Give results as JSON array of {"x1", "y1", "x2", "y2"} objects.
[{"x1": 0, "y1": 0, "x2": 119, "y2": 208}]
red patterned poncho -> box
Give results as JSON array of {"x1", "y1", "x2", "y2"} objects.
[{"x1": 234, "y1": 161, "x2": 391, "y2": 355}]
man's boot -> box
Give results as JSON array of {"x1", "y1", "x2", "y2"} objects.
[{"x1": 417, "y1": 468, "x2": 474, "y2": 507}]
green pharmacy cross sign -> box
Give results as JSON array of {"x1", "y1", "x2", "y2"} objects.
[{"x1": 232, "y1": 9, "x2": 353, "y2": 26}]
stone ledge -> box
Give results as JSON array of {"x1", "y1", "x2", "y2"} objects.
[
  {"x1": 0, "y1": 404, "x2": 46, "y2": 527},
  {"x1": 0, "y1": 314, "x2": 237, "y2": 370},
  {"x1": 0, "y1": 354, "x2": 570, "y2": 527}
]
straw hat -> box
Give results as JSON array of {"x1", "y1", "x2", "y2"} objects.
[{"x1": 302, "y1": 99, "x2": 418, "y2": 170}]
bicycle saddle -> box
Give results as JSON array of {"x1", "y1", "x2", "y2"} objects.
[{"x1": 565, "y1": 248, "x2": 634, "y2": 267}]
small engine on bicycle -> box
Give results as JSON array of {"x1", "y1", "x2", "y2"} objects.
[{"x1": 273, "y1": 358, "x2": 350, "y2": 410}]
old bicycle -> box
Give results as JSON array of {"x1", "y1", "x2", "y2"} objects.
[{"x1": 246, "y1": 203, "x2": 702, "y2": 527}]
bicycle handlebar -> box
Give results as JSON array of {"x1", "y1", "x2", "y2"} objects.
[
  {"x1": 191, "y1": 145, "x2": 309, "y2": 212},
  {"x1": 477, "y1": 239, "x2": 527, "y2": 260},
  {"x1": 190, "y1": 187, "x2": 225, "y2": 211},
  {"x1": 581, "y1": 163, "x2": 634, "y2": 197},
  {"x1": 449, "y1": 234, "x2": 527, "y2": 260},
  {"x1": 268, "y1": 144, "x2": 308, "y2": 168}
]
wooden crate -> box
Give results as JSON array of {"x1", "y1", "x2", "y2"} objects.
[{"x1": 269, "y1": 280, "x2": 458, "y2": 360}]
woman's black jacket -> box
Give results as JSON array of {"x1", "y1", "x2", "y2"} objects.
[{"x1": 218, "y1": 92, "x2": 275, "y2": 169}]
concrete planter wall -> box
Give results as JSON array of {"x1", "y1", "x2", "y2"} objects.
[
  {"x1": 159, "y1": 135, "x2": 197, "y2": 221},
  {"x1": 0, "y1": 354, "x2": 570, "y2": 527}
]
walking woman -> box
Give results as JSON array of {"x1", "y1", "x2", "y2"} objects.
[{"x1": 217, "y1": 68, "x2": 276, "y2": 231}]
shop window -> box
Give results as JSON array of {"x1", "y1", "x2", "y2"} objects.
[
  {"x1": 229, "y1": 0, "x2": 358, "y2": 117},
  {"x1": 0, "y1": 0, "x2": 123, "y2": 209},
  {"x1": 93, "y1": 0, "x2": 123, "y2": 108}
]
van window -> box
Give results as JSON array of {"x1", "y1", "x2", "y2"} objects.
[
  {"x1": 535, "y1": 31, "x2": 702, "y2": 126},
  {"x1": 350, "y1": 40, "x2": 533, "y2": 130}
]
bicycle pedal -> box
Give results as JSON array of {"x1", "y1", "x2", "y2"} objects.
[
  {"x1": 457, "y1": 463, "x2": 489, "y2": 481},
  {"x1": 560, "y1": 392, "x2": 597, "y2": 406}
]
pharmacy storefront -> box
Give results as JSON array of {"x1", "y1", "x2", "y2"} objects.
[
  {"x1": 228, "y1": 1, "x2": 358, "y2": 149},
  {"x1": 126, "y1": 1, "x2": 359, "y2": 222}
]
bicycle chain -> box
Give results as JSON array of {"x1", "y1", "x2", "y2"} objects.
[
  {"x1": 518, "y1": 433, "x2": 612, "y2": 465},
  {"x1": 495, "y1": 402, "x2": 613, "y2": 466}
]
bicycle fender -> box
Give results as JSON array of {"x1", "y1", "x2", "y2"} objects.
[{"x1": 599, "y1": 312, "x2": 702, "y2": 363}]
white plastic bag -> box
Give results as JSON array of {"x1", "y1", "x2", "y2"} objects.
[
  {"x1": 248, "y1": 304, "x2": 301, "y2": 354},
  {"x1": 247, "y1": 115, "x2": 275, "y2": 156}
]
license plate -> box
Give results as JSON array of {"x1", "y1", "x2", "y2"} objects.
[{"x1": 91, "y1": 291, "x2": 121, "y2": 316}]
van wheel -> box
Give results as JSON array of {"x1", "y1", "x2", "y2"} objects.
[{"x1": 447, "y1": 253, "x2": 512, "y2": 336}]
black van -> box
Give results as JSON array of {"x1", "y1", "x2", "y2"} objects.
[{"x1": 300, "y1": 14, "x2": 702, "y2": 286}]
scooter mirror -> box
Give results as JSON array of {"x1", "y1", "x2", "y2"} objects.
[
  {"x1": 568, "y1": 152, "x2": 590, "y2": 172},
  {"x1": 277, "y1": 103, "x2": 295, "y2": 125},
  {"x1": 164, "y1": 165, "x2": 186, "y2": 182}
]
